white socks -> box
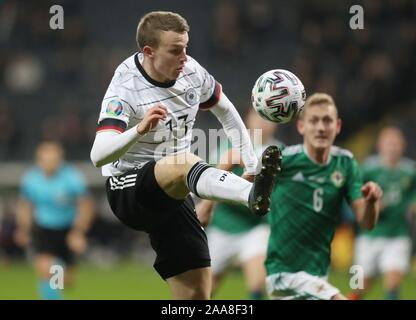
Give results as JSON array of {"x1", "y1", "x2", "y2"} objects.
[{"x1": 186, "y1": 161, "x2": 252, "y2": 206}]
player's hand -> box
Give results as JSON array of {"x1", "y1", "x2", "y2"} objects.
[
  {"x1": 137, "y1": 104, "x2": 168, "y2": 135},
  {"x1": 361, "y1": 181, "x2": 383, "y2": 204},
  {"x1": 67, "y1": 230, "x2": 87, "y2": 255},
  {"x1": 241, "y1": 172, "x2": 254, "y2": 182},
  {"x1": 196, "y1": 200, "x2": 215, "y2": 228},
  {"x1": 14, "y1": 228, "x2": 30, "y2": 247}
]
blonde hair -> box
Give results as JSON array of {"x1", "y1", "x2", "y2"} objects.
[
  {"x1": 136, "y1": 11, "x2": 189, "y2": 50},
  {"x1": 301, "y1": 92, "x2": 338, "y2": 118}
]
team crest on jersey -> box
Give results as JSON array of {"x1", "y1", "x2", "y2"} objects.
[
  {"x1": 106, "y1": 100, "x2": 123, "y2": 117},
  {"x1": 185, "y1": 87, "x2": 199, "y2": 105},
  {"x1": 331, "y1": 170, "x2": 345, "y2": 188}
]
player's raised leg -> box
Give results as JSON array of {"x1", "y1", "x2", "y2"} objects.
[{"x1": 154, "y1": 146, "x2": 282, "y2": 216}]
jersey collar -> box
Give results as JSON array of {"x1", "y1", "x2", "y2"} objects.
[
  {"x1": 303, "y1": 144, "x2": 332, "y2": 166},
  {"x1": 134, "y1": 53, "x2": 176, "y2": 88}
]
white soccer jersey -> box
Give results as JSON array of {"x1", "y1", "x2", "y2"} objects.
[{"x1": 96, "y1": 52, "x2": 221, "y2": 176}]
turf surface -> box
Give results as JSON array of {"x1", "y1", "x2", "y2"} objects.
[{"x1": 0, "y1": 261, "x2": 415, "y2": 300}]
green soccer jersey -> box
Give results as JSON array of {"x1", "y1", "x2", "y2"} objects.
[
  {"x1": 210, "y1": 139, "x2": 282, "y2": 234},
  {"x1": 359, "y1": 156, "x2": 416, "y2": 238},
  {"x1": 265, "y1": 144, "x2": 363, "y2": 277}
]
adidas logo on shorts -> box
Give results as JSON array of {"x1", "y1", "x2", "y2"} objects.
[{"x1": 109, "y1": 174, "x2": 137, "y2": 190}]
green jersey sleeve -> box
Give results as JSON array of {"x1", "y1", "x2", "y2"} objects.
[{"x1": 346, "y1": 158, "x2": 363, "y2": 204}]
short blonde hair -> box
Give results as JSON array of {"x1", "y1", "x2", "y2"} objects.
[
  {"x1": 136, "y1": 11, "x2": 189, "y2": 50},
  {"x1": 301, "y1": 92, "x2": 338, "y2": 118}
]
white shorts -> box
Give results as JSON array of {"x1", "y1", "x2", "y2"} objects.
[
  {"x1": 207, "y1": 224, "x2": 270, "y2": 274},
  {"x1": 266, "y1": 271, "x2": 340, "y2": 300},
  {"x1": 354, "y1": 236, "x2": 412, "y2": 277}
]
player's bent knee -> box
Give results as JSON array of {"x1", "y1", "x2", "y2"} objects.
[
  {"x1": 155, "y1": 153, "x2": 203, "y2": 191},
  {"x1": 35, "y1": 255, "x2": 54, "y2": 279}
]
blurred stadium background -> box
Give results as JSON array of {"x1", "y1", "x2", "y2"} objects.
[{"x1": 0, "y1": 0, "x2": 415, "y2": 299}]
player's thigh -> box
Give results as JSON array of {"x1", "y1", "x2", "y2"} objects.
[
  {"x1": 380, "y1": 237, "x2": 412, "y2": 273},
  {"x1": 266, "y1": 271, "x2": 340, "y2": 300},
  {"x1": 206, "y1": 227, "x2": 239, "y2": 275},
  {"x1": 354, "y1": 236, "x2": 381, "y2": 277},
  {"x1": 106, "y1": 161, "x2": 188, "y2": 231},
  {"x1": 154, "y1": 153, "x2": 202, "y2": 199},
  {"x1": 148, "y1": 196, "x2": 211, "y2": 280}
]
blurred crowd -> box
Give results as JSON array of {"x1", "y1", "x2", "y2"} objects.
[{"x1": 1, "y1": 0, "x2": 415, "y2": 160}]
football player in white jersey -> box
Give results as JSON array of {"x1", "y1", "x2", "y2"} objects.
[{"x1": 90, "y1": 11, "x2": 281, "y2": 300}]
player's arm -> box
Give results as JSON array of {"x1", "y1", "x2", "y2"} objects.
[
  {"x1": 196, "y1": 199, "x2": 215, "y2": 228},
  {"x1": 72, "y1": 196, "x2": 95, "y2": 234},
  {"x1": 351, "y1": 181, "x2": 383, "y2": 230},
  {"x1": 407, "y1": 172, "x2": 416, "y2": 216},
  {"x1": 209, "y1": 93, "x2": 258, "y2": 176},
  {"x1": 14, "y1": 197, "x2": 33, "y2": 247},
  {"x1": 90, "y1": 104, "x2": 167, "y2": 167},
  {"x1": 67, "y1": 195, "x2": 96, "y2": 254}
]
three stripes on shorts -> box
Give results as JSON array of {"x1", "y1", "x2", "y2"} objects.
[{"x1": 109, "y1": 174, "x2": 137, "y2": 190}]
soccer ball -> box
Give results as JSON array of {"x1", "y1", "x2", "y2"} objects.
[{"x1": 251, "y1": 69, "x2": 306, "y2": 123}]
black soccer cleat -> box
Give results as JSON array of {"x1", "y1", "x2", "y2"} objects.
[{"x1": 248, "y1": 145, "x2": 282, "y2": 216}]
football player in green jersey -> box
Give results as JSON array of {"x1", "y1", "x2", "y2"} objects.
[
  {"x1": 348, "y1": 126, "x2": 416, "y2": 300},
  {"x1": 197, "y1": 109, "x2": 280, "y2": 299},
  {"x1": 265, "y1": 93, "x2": 383, "y2": 300}
]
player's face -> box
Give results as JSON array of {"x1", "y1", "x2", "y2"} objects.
[
  {"x1": 297, "y1": 103, "x2": 341, "y2": 151},
  {"x1": 36, "y1": 143, "x2": 64, "y2": 176},
  {"x1": 151, "y1": 31, "x2": 189, "y2": 81},
  {"x1": 377, "y1": 128, "x2": 405, "y2": 161}
]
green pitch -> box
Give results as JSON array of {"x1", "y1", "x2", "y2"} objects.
[{"x1": 0, "y1": 261, "x2": 415, "y2": 300}]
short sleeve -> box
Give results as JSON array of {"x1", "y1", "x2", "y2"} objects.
[
  {"x1": 20, "y1": 172, "x2": 34, "y2": 201},
  {"x1": 68, "y1": 167, "x2": 88, "y2": 197},
  {"x1": 346, "y1": 158, "x2": 363, "y2": 203}
]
